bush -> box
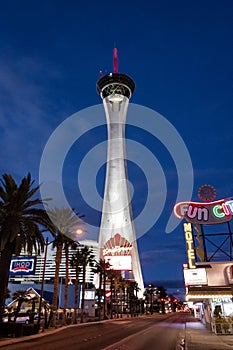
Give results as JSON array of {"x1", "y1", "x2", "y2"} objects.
[
  {"x1": 22, "y1": 324, "x2": 34, "y2": 336},
  {"x1": 0, "y1": 323, "x2": 24, "y2": 337},
  {"x1": 66, "y1": 317, "x2": 72, "y2": 325}
]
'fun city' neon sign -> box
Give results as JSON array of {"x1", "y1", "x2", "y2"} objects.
[{"x1": 174, "y1": 198, "x2": 233, "y2": 225}]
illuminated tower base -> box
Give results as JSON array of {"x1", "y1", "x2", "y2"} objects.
[{"x1": 97, "y1": 51, "x2": 144, "y2": 297}]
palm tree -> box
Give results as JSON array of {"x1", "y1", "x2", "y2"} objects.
[
  {"x1": 70, "y1": 249, "x2": 82, "y2": 324},
  {"x1": 92, "y1": 258, "x2": 110, "y2": 320},
  {"x1": 63, "y1": 238, "x2": 78, "y2": 325},
  {"x1": 45, "y1": 207, "x2": 84, "y2": 326},
  {"x1": 42, "y1": 299, "x2": 50, "y2": 329},
  {"x1": 79, "y1": 246, "x2": 95, "y2": 323},
  {"x1": 113, "y1": 272, "x2": 123, "y2": 318},
  {"x1": 168, "y1": 294, "x2": 178, "y2": 312},
  {"x1": 0, "y1": 173, "x2": 48, "y2": 321},
  {"x1": 118, "y1": 277, "x2": 130, "y2": 317},
  {"x1": 102, "y1": 261, "x2": 111, "y2": 319},
  {"x1": 115, "y1": 274, "x2": 125, "y2": 318},
  {"x1": 50, "y1": 235, "x2": 63, "y2": 326},
  {"x1": 132, "y1": 282, "x2": 140, "y2": 316},
  {"x1": 127, "y1": 280, "x2": 135, "y2": 316},
  {"x1": 122, "y1": 279, "x2": 131, "y2": 317},
  {"x1": 106, "y1": 270, "x2": 122, "y2": 319},
  {"x1": 144, "y1": 283, "x2": 155, "y2": 314},
  {"x1": 12, "y1": 289, "x2": 28, "y2": 321},
  {"x1": 28, "y1": 294, "x2": 39, "y2": 324},
  {"x1": 157, "y1": 285, "x2": 167, "y2": 314}
]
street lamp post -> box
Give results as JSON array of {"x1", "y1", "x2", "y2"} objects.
[{"x1": 37, "y1": 238, "x2": 49, "y2": 328}]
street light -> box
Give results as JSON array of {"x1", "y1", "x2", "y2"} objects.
[
  {"x1": 75, "y1": 228, "x2": 83, "y2": 235},
  {"x1": 37, "y1": 237, "x2": 48, "y2": 328}
]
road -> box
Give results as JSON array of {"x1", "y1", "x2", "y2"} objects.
[{"x1": 0, "y1": 313, "x2": 187, "y2": 350}]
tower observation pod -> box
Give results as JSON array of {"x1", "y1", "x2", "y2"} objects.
[{"x1": 96, "y1": 49, "x2": 144, "y2": 297}]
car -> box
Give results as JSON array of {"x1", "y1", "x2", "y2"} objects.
[
  {"x1": 8, "y1": 313, "x2": 31, "y2": 323},
  {"x1": 15, "y1": 314, "x2": 30, "y2": 323}
]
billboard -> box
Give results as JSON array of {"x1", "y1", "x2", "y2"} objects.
[
  {"x1": 104, "y1": 255, "x2": 132, "y2": 271},
  {"x1": 184, "y1": 268, "x2": 208, "y2": 286},
  {"x1": 84, "y1": 290, "x2": 95, "y2": 300},
  {"x1": 9, "y1": 256, "x2": 36, "y2": 276},
  {"x1": 174, "y1": 198, "x2": 233, "y2": 225}
]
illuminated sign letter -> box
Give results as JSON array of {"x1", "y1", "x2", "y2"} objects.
[
  {"x1": 187, "y1": 206, "x2": 198, "y2": 219},
  {"x1": 180, "y1": 204, "x2": 189, "y2": 216},
  {"x1": 213, "y1": 204, "x2": 225, "y2": 218},
  {"x1": 225, "y1": 200, "x2": 233, "y2": 215},
  {"x1": 197, "y1": 207, "x2": 209, "y2": 221}
]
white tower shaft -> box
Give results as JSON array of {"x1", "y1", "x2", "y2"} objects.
[{"x1": 97, "y1": 70, "x2": 144, "y2": 297}]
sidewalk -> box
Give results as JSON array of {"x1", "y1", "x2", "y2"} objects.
[
  {"x1": 185, "y1": 318, "x2": 233, "y2": 350},
  {"x1": 0, "y1": 323, "x2": 67, "y2": 348}
]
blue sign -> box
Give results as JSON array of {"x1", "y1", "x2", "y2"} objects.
[{"x1": 10, "y1": 256, "x2": 36, "y2": 275}]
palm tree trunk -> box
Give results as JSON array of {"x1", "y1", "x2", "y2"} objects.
[
  {"x1": 29, "y1": 299, "x2": 36, "y2": 323},
  {"x1": 73, "y1": 267, "x2": 79, "y2": 324},
  {"x1": 161, "y1": 300, "x2": 165, "y2": 314},
  {"x1": 14, "y1": 299, "x2": 23, "y2": 322},
  {"x1": 44, "y1": 302, "x2": 48, "y2": 329},
  {"x1": 120, "y1": 287, "x2": 123, "y2": 318},
  {"x1": 51, "y1": 244, "x2": 62, "y2": 326},
  {"x1": 103, "y1": 271, "x2": 106, "y2": 319},
  {"x1": 115, "y1": 281, "x2": 119, "y2": 318},
  {"x1": 80, "y1": 266, "x2": 86, "y2": 323},
  {"x1": 63, "y1": 244, "x2": 69, "y2": 325},
  {"x1": 0, "y1": 242, "x2": 14, "y2": 322},
  {"x1": 126, "y1": 287, "x2": 130, "y2": 317},
  {"x1": 98, "y1": 272, "x2": 102, "y2": 320},
  {"x1": 110, "y1": 276, "x2": 113, "y2": 319}
]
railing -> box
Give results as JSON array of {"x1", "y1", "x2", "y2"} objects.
[{"x1": 211, "y1": 318, "x2": 233, "y2": 334}]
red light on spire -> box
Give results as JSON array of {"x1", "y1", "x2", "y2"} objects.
[{"x1": 113, "y1": 47, "x2": 118, "y2": 73}]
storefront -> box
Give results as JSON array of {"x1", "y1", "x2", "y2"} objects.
[
  {"x1": 184, "y1": 262, "x2": 233, "y2": 330},
  {"x1": 174, "y1": 189, "x2": 233, "y2": 333}
]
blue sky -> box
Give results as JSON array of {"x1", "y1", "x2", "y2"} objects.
[{"x1": 0, "y1": 0, "x2": 232, "y2": 286}]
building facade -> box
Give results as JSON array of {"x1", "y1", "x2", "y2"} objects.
[{"x1": 9, "y1": 239, "x2": 98, "y2": 285}]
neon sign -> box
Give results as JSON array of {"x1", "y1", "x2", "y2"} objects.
[
  {"x1": 184, "y1": 223, "x2": 196, "y2": 269},
  {"x1": 10, "y1": 257, "x2": 36, "y2": 275},
  {"x1": 174, "y1": 198, "x2": 233, "y2": 225},
  {"x1": 103, "y1": 246, "x2": 132, "y2": 256}
]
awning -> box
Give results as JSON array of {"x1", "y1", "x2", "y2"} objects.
[{"x1": 186, "y1": 286, "x2": 233, "y2": 301}]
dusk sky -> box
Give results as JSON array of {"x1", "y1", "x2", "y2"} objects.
[{"x1": 0, "y1": 1, "x2": 232, "y2": 287}]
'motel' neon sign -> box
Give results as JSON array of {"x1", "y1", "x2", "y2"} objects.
[{"x1": 174, "y1": 198, "x2": 233, "y2": 225}]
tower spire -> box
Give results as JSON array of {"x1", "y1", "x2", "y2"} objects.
[
  {"x1": 96, "y1": 50, "x2": 144, "y2": 297},
  {"x1": 113, "y1": 47, "x2": 118, "y2": 73}
]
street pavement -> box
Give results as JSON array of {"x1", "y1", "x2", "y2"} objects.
[{"x1": 0, "y1": 314, "x2": 233, "y2": 349}]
